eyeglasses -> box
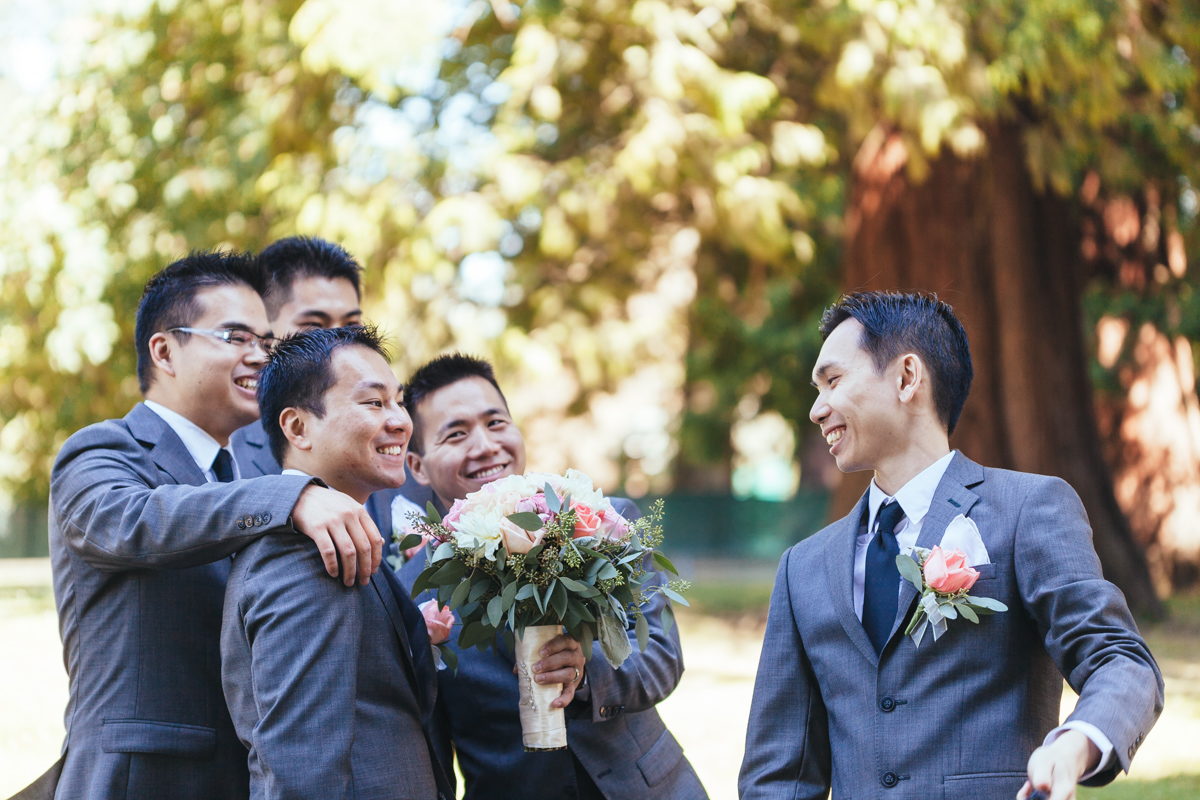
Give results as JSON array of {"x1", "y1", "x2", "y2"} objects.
[{"x1": 166, "y1": 327, "x2": 279, "y2": 355}]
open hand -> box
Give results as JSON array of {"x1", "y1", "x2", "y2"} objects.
[
  {"x1": 514, "y1": 633, "x2": 586, "y2": 709},
  {"x1": 290, "y1": 484, "x2": 383, "y2": 586},
  {"x1": 1017, "y1": 730, "x2": 1099, "y2": 800}
]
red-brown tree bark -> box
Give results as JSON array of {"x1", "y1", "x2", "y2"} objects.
[{"x1": 833, "y1": 123, "x2": 1163, "y2": 616}]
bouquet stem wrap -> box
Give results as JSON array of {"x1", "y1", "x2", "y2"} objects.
[{"x1": 514, "y1": 625, "x2": 568, "y2": 751}]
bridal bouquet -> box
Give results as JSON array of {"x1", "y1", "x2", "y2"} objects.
[{"x1": 397, "y1": 469, "x2": 688, "y2": 750}]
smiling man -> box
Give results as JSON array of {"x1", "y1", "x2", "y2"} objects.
[
  {"x1": 44, "y1": 252, "x2": 383, "y2": 800},
  {"x1": 368, "y1": 354, "x2": 705, "y2": 800},
  {"x1": 221, "y1": 326, "x2": 451, "y2": 800},
  {"x1": 739, "y1": 291, "x2": 1163, "y2": 800}
]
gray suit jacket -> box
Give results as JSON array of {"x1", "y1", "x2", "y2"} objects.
[
  {"x1": 372, "y1": 493, "x2": 708, "y2": 800},
  {"x1": 47, "y1": 403, "x2": 313, "y2": 800},
  {"x1": 739, "y1": 453, "x2": 1164, "y2": 800},
  {"x1": 221, "y1": 532, "x2": 445, "y2": 800}
]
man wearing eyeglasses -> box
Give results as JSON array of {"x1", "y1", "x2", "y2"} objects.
[{"x1": 38, "y1": 251, "x2": 385, "y2": 800}]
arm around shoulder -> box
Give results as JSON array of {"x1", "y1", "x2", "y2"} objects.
[{"x1": 51, "y1": 423, "x2": 312, "y2": 571}]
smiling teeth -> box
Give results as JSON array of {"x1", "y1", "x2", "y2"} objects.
[
  {"x1": 470, "y1": 465, "x2": 505, "y2": 480},
  {"x1": 826, "y1": 429, "x2": 843, "y2": 445},
  {"x1": 377, "y1": 446, "x2": 405, "y2": 456},
  {"x1": 235, "y1": 377, "x2": 258, "y2": 390}
]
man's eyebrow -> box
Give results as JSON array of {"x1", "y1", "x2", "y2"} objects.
[
  {"x1": 436, "y1": 417, "x2": 469, "y2": 436},
  {"x1": 297, "y1": 309, "x2": 332, "y2": 322},
  {"x1": 219, "y1": 321, "x2": 272, "y2": 336},
  {"x1": 812, "y1": 361, "x2": 839, "y2": 387},
  {"x1": 356, "y1": 381, "x2": 391, "y2": 393}
]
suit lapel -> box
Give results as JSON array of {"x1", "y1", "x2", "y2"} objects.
[
  {"x1": 126, "y1": 404, "x2": 208, "y2": 487},
  {"x1": 887, "y1": 452, "x2": 983, "y2": 645},
  {"x1": 373, "y1": 566, "x2": 437, "y2": 719},
  {"x1": 824, "y1": 491, "x2": 880, "y2": 666}
]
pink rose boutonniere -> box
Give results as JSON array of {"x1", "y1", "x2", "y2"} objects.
[
  {"x1": 897, "y1": 544, "x2": 1007, "y2": 646},
  {"x1": 419, "y1": 599, "x2": 458, "y2": 671}
]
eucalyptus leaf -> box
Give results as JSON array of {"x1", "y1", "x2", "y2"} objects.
[
  {"x1": 662, "y1": 586, "x2": 690, "y2": 607},
  {"x1": 432, "y1": 542, "x2": 455, "y2": 563},
  {"x1": 568, "y1": 598, "x2": 596, "y2": 623},
  {"x1": 966, "y1": 596, "x2": 1008, "y2": 612},
  {"x1": 396, "y1": 533, "x2": 424, "y2": 552},
  {"x1": 449, "y1": 580, "x2": 472, "y2": 610},
  {"x1": 438, "y1": 644, "x2": 458, "y2": 673},
  {"x1": 597, "y1": 561, "x2": 620, "y2": 581},
  {"x1": 411, "y1": 566, "x2": 436, "y2": 598},
  {"x1": 578, "y1": 622, "x2": 593, "y2": 661},
  {"x1": 487, "y1": 595, "x2": 504, "y2": 628},
  {"x1": 515, "y1": 584, "x2": 536, "y2": 601},
  {"x1": 501, "y1": 580, "x2": 519, "y2": 610},
  {"x1": 635, "y1": 613, "x2": 650, "y2": 653},
  {"x1": 597, "y1": 612, "x2": 633, "y2": 668},
  {"x1": 544, "y1": 482, "x2": 561, "y2": 513},
  {"x1": 550, "y1": 580, "x2": 568, "y2": 620},
  {"x1": 896, "y1": 554, "x2": 925, "y2": 592},
  {"x1": 468, "y1": 580, "x2": 491, "y2": 604},
  {"x1": 651, "y1": 551, "x2": 679, "y2": 576},
  {"x1": 507, "y1": 512, "x2": 545, "y2": 532},
  {"x1": 958, "y1": 603, "x2": 979, "y2": 623},
  {"x1": 433, "y1": 559, "x2": 466, "y2": 583},
  {"x1": 661, "y1": 603, "x2": 675, "y2": 637},
  {"x1": 425, "y1": 501, "x2": 442, "y2": 524},
  {"x1": 938, "y1": 602, "x2": 958, "y2": 620}
]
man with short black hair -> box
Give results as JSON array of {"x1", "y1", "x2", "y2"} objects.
[
  {"x1": 369, "y1": 353, "x2": 706, "y2": 800},
  {"x1": 230, "y1": 235, "x2": 432, "y2": 512},
  {"x1": 222, "y1": 325, "x2": 451, "y2": 800},
  {"x1": 45, "y1": 251, "x2": 383, "y2": 800},
  {"x1": 739, "y1": 291, "x2": 1163, "y2": 800}
]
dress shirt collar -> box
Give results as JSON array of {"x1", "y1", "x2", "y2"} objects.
[
  {"x1": 867, "y1": 450, "x2": 957, "y2": 532},
  {"x1": 281, "y1": 468, "x2": 312, "y2": 478},
  {"x1": 143, "y1": 400, "x2": 234, "y2": 481}
]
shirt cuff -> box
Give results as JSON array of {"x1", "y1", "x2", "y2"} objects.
[
  {"x1": 1044, "y1": 721, "x2": 1115, "y2": 781},
  {"x1": 574, "y1": 672, "x2": 590, "y2": 703}
]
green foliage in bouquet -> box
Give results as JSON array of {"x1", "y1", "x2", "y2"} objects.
[{"x1": 401, "y1": 485, "x2": 689, "y2": 670}]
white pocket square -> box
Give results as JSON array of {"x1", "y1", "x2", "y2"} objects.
[{"x1": 939, "y1": 514, "x2": 990, "y2": 566}]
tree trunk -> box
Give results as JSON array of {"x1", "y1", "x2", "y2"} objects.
[{"x1": 833, "y1": 124, "x2": 1163, "y2": 616}]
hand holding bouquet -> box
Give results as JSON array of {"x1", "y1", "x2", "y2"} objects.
[{"x1": 397, "y1": 469, "x2": 688, "y2": 749}]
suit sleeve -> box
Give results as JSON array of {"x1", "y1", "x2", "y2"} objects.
[
  {"x1": 581, "y1": 499, "x2": 686, "y2": 718},
  {"x1": 235, "y1": 536, "x2": 362, "y2": 799},
  {"x1": 1015, "y1": 476, "x2": 1164, "y2": 785},
  {"x1": 51, "y1": 423, "x2": 312, "y2": 571},
  {"x1": 738, "y1": 549, "x2": 831, "y2": 800}
]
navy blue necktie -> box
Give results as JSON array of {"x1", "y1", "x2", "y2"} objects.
[
  {"x1": 863, "y1": 501, "x2": 907, "y2": 655},
  {"x1": 211, "y1": 449, "x2": 235, "y2": 483}
]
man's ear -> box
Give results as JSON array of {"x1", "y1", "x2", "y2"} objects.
[
  {"x1": 278, "y1": 408, "x2": 313, "y2": 452},
  {"x1": 406, "y1": 450, "x2": 432, "y2": 486},
  {"x1": 897, "y1": 353, "x2": 924, "y2": 405},
  {"x1": 148, "y1": 332, "x2": 177, "y2": 378}
]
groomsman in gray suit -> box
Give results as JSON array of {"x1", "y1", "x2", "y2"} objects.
[
  {"x1": 739, "y1": 292, "x2": 1163, "y2": 800},
  {"x1": 229, "y1": 236, "x2": 433, "y2": 505},
  {"x1": 43, "y1": 252, "x2": 384, "y2": 800},
  {"x1": 222, "y1": 325, "x2": 451, "y2": 800},
  {"x1": 368, "y1": 354, "x2": 707, "y2": 800}
]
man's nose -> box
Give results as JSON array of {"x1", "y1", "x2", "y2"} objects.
[
  {"x1": 467, "y1": 427, "x2": 502, "y2": 455},
  {"x1": 244, "y1": 346, "x2": 269, "y2": 367},
  {"x1": 388, "y1": 406, "x2": 413, "y2": 435},
  {"x1": 809, "y1": 392, "x2": 829, "y2": 425}
]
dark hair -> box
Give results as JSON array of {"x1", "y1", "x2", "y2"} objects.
[
  {"x1": 818, "y1": 291, "x2": 974, "y2": 434},
  {"x1": 403, "y1": 353, "x2": 507, "y2": 453},
  {"x1": 135, "y1": 250, "x2": 265, "y2": 393},
  {"x1": 257, "y1": 325, "x2": 390, "y2": 465},
  {"x1": 258, "y1": 236, "x2": 362, "y2": 319}
]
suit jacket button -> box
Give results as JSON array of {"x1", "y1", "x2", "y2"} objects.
[
  {"x1": 880, "y1": 696, "x2": 896, "y2": 712},
  {"x1": 600, "y1": 706, "x2": 609, "y2": 718},
  {"x1": 254, "y1": 514, "x2": 264, "y2": 526},
  {"x1": 263, "y1": 511, "x2": 271, "y2": 525},
  {"x1": 881, "y1": 771, "x2": 899, "y2": 788},
  {"x1": 237, "y1": 520, "x2": 246, "y2": 530},
  {"x1": 244, "y1": 515, "x2": 255, "y2": 528}
]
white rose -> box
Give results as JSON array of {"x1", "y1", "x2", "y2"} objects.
[{"x1": 452, "y1": 507, "x2": 505, "y2": 561}]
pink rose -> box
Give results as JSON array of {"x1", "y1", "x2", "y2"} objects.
[
  {"x1": 571, "y1": 502, "x2": 602, "y2": 539},
  {"x1": 515, "y1": 494, "x2": 551, "y2": 517},
  {"x1": 419, "y1": 600, "x2": 455, "y2": 645},
  {"x1": 598, "y1": 507, "x2": 630, "y2": 542},
  {"x1": 442, "y1": 498, "x2": 466, "y2": 528},
  {"x1": 499, "y1": 516, "x2": 545, "y2": 554},
  {"x1": 923, "y1": 546, "x2": 979, "y2": 594}
]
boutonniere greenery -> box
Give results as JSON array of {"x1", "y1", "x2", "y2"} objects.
[{"x1": 897, "y1": 545, "x2": 1007, "y2": 646}]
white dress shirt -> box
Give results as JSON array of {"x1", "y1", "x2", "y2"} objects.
[
  {"x1": 854, "y1": 449, "x2": 1113, "y2": 779},
  {"x1": 143, "y1": 400, "x2": 240, "y2": 483}
]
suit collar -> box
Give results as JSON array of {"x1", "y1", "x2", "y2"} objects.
[
  {"x1": 888, "y1": 451, "x2": 983, "y2": 646},
  {"x1": 235, "y1": 419, "x2": 282, "y2": 477},
  {"x1": 126, "y1": 403, "x2": 208, "y2": 486},
  {"x1": 825, "y1": 490, "x2": 879, "y2": 666}
]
